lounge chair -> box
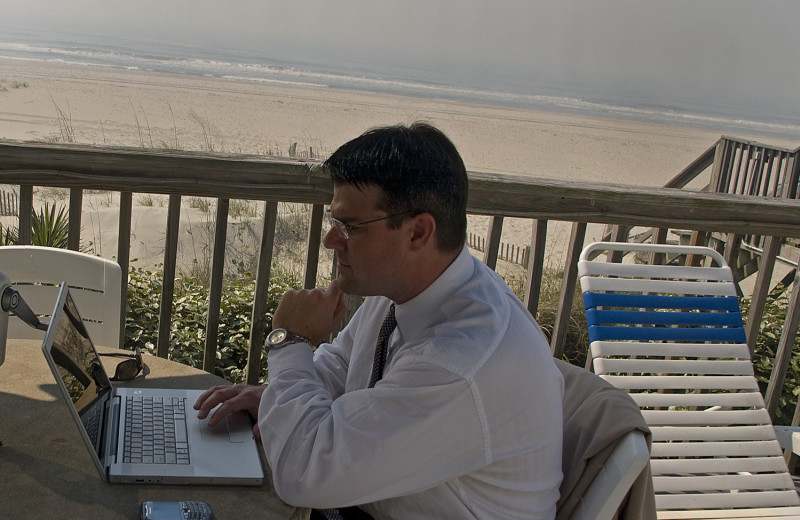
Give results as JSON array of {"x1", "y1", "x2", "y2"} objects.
[{"x1": 578, "y1": 241, "x2": 800, "y2": 519}]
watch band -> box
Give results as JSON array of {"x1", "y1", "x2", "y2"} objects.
[{"x1": 266, "y1": 328, "x2": 312, "y2": 350}]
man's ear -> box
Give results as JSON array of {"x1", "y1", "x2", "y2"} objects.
[{"x1": 408, "y1": 212, "x2": 436, "y2": 251}]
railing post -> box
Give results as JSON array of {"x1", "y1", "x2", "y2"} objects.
[
  {"x1": 303, "y1": 204, "x2": 324, "y2": 289},
  {"x1": 483, "y1": 216, "x2": 503, "y2": 271},
  {"x1": 744, "y1": 235, "x2": 781, "y2": 356},
  {"x1": 157, "y1": 194, "x2": 181, "y2": 358},
  {"x1": 68, "y1": 188, "x2": 82, "y2": 251},
  {"x1": 764, "y1": 267, "x2": 800, "y2": 419},
  {"x1": 524, "y1": 219, "x2": 547, "y2": 317},
  {"x1": 607, "y1": 225, "x2": 631, "y2": 262},
  {"x1": 551, "y1": 222, "x2": 586, "y2": 359},
  {"x1": 117, "y1": 191, "x2": 132, "y2": 348},
  {"x1": 246, "y1": 201, "x2": 278, "y2": 384},
  {"x1": 18, "y1": 185, "x2": 32, "y2": 245},
  {"x1": 204, "y1": 198, "x2": 229, "y2": 373}
]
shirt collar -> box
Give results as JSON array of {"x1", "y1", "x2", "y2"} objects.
[{"x1": 394, "y1": 245, "x2": 474, "y2": 340}]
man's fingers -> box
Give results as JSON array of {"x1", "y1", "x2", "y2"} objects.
[
  {"x1": 193, "y1": 384, "x2": 230, "y2": 417},
  {"x1": 196, "y1": 384, "x2": 266, "y2": 426},
  {"x1": 194, "y1": 384, "x2": 248, "y2": 420}
]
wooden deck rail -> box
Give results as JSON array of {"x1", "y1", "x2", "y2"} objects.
[{"x1": 1, "y1": 138, "x2": 799, "y2": 420}]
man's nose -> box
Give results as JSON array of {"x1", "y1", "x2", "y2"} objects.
[{"x1": 322, "y1": 226, "x2": 344, "y2": 250}]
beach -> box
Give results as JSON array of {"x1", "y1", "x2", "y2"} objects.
[{"x1": 1, "y1": 58, "x2": 796, "y2": 273}]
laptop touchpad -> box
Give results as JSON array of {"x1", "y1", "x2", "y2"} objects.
[
  {"x1": 199, "y1": 412, "x2": 250, "y2": 443},
  {"x1": 225, "y1": 412, "x2": 252, "y2": 443}
]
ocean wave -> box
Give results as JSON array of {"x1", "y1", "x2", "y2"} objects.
[{"x1": 221, "y1": 75, "x2": 326, "y2": 89}]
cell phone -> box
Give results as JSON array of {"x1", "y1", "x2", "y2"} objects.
[{"x1": 140, "y1": 501, "x2": 215, "y2": 520}]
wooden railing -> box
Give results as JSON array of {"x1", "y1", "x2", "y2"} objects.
[{"x1": 1, "y1": 138, "x2": 799, "y2": 420}]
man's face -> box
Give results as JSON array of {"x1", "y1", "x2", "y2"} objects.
[{"x1": 323, "y1": 183, "x2": 408, "y2": 298}]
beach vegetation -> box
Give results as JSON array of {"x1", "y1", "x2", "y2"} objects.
[
  {"x1": 129, "y1": 98, "x2": 154, "y2": 148},
  {"x1": 36, "y1": 186, "x2": 70, "y2": 201},
  {"x1": 0, "y1": 202, "x2": 89, "y2": 251},
  {"x1": 50, "y1": 97, "x2": 75, "y2": 143},
  {"x1": 0, "y1": 79, "x2": 29, "y2": 92},
  {"x1": 137, "y1": 193, "x2": 168, "y2": 207},
  {"x1": 125, "y1": 262, "x2": 302, "y2": 383},
  {"x1": 742, "y1": 284, "x2": 800, "y2": 425},
  {"x1": 189, "y1": 110, "x2": 216, "y2": 151},
  {"x1": 230, "y1": 199, "x2": 259, "y2": 220},
  {"x1": 187, "y1": 196, "x2": 213, "y2": 213},
  {"x1": 168, "y1": 102, "x2": 180, "y2": 150},
  {"x1": 30, "y1": 202, "x2": 71, "y2": 249},
  {"x1": 177, "y1": 200, "x2": 327, "y2": 287},
  {"x1": 0, "y1": 223, "x2": 14, "y2": 245},
  {"x1": 85, "y1": 190, "x2": 115, "y2": 209}
]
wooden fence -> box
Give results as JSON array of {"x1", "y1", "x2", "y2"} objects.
[
  {"x1": 467, "y1": 232, "x2": 530, "y2": 268},
  {"x1": 0, "y1": 189, "x2": 18, "y2": 216}
]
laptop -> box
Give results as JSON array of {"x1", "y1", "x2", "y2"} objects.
[{"x1": 41, "y1": 282, "x2": 264, "y2": 485}]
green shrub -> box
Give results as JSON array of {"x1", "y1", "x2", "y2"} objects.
[
  {"x1": 741, "y1": 284, "x2": 800, "y2": 425},
  {"x1": 125, "y1": 264, "x2": 302, "y2": 384},
  {"x1": 0, "y1": 202, "x2": 88, "y2": 251}
]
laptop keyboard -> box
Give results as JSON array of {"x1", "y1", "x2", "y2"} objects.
[
  {"x1": 82, "y1": 404, "x2": 103, "y2": 450},
  {"x1": 123, "y1": 395, "x2": 190, "y2": 464}
]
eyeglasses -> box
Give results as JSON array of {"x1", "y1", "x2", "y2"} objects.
[
  {"x1": 99, "y1": 346, "x2": 144, "y2": 381},
  {"x1": 325, "y1": 208, "x2": 417, "y2": 240}
]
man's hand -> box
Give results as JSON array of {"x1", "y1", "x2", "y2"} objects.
[
  {"x1": 194, "y1": 384, "x2": 267, "y2": 438},
  {"x1": 273, "y1": 278, "x2": 346, "y2": 345}
]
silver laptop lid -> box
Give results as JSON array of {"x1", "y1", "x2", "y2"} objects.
[{"x1": 41, "y1": 282, "x2": 112, "y2": 478}]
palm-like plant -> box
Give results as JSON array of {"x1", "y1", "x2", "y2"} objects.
[
  {"x1": 30, "y1": 203, "x2": 71, "y2": 248},
  {"x1": 0, "y1": 203, "x2": 81, "y2": 250},
  {"x1": 0, "y1": 222, "x2": 14, "y2": 245}
]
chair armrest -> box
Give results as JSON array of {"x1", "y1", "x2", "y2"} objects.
[
  {"x1": 774, "y1": 425, "x2": 800, "y2": 455},
  {"x1": 571, "y1": 430, "x2": 650, "y2": 520}
]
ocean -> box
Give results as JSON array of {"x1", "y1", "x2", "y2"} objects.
[{"x1": 2, "y1": 27, "x2": 800, "y2": 142}]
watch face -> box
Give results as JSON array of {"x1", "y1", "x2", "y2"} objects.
[{"x1": 269, "y1": 329, "x2": 288, "y2": 344}]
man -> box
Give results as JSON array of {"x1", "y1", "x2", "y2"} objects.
[{"x1": 195, "y1": 122, "x2": 564, "y2": 519}]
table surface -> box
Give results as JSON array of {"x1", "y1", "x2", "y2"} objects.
[{"x1": 1, "y1": 338, "x2": 309, "y2": 520}]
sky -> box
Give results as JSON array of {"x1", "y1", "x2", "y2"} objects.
[{"x1": 3, "y1": 0, "x2": 800, "y2": 122}]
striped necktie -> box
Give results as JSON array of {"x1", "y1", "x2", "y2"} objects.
[{"x1": 368, "y1": 303, "x2": 397, "y2": 388}]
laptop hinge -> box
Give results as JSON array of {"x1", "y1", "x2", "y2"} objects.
[{"x1": 103, "y1": 395, "x2": 121, "y2": 466}]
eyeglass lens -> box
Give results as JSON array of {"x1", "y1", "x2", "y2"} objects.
[{"x1": 325, "y1": 210, "x2": 349, "y2": 239}]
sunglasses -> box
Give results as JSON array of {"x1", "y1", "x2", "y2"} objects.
[{"x1": 99, "y1": 346, "x2": 144, "y2": 381}]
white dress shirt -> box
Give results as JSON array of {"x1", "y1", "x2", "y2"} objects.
[{"x1": 260, "y1": 246, "x2": 564, "y2": 519}]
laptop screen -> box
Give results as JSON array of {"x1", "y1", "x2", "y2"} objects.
[{"x1": 46, "y1": 285, "x2": 112, "y2": 455}]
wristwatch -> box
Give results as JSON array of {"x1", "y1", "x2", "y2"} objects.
[{"x1": 265, "y1": 328, "x2": 311, "y2": 350}]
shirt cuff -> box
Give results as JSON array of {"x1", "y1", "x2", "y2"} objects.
[{"x1": 267, "y1": 341, "x2": 315, "y2": 376}]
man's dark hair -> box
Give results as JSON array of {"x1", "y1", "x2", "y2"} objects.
[{"x1": 323, "y1": 122, "x2": 468, "y2": 252}]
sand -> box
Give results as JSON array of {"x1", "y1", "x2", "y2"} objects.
[{"x1": 1, "y1": 58, "x2": 796, "y2": 275}]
